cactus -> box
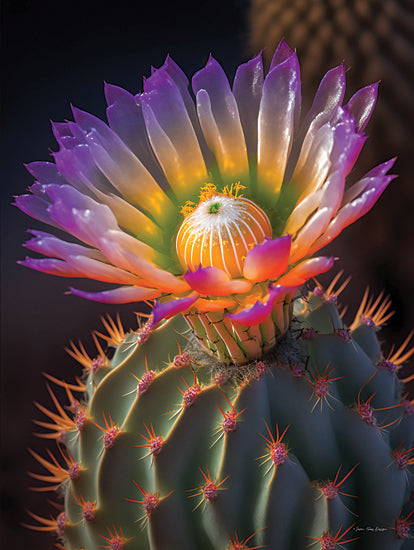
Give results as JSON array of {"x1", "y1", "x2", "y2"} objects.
[
  {"x1": 26, "y1": 281, "x2": 414, "y2": 549},
  {"x1": 16, "y1": 42, "x2": 414, "y2": 548}
]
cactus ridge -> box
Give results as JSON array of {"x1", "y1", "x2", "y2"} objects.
[{"x1": 27, "y1": 279, "x2": 414, "y2": 550}]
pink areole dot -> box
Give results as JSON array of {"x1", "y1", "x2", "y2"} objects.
[
  {"x1": 203, "y1": 481, "x2": 218, "y2": 501},
  {"x1": 183, "y1": 384, "x2": 201, "y2": 407},
  {"x1": 271, "y1": 443, "x2": 287, "y2": 466},
  {"x1": 314, "y1": 377, "x2": 328, "y2": 398},
  {"x1": 361, "y1": 315, "x2": 375, "y2": 328},
  {"x1": 82, "y1": 501, "x2": 95, "y2": 522},
  {"x1": 150, "y1": 436, "x2": 163, "y2": 456},
  {"x1": 144, "y1": 493, "x2": 159, "y2": 516},
  {"x1": 103, "y1": 425, "x2": 120, "y2": 449},
  {"x1": 75, "y1": 409, "x2": 86, "y2": 431},
  {"x1": 322, "y1": 482, "x2": 338, "y2": 500},
  {"x1": 378, "y1": 359, "x2": 397, "y2": 374},
  {"x1": 173, "y1": 352, "x2": 192, "y2": 368},
  {"x1": 68, "y1": 462, "x2": 80, "y2": 480},
  {"x1": 138, "y1": 370, "x2": 156, "y2": 395},
  {"x1": 320, "y1": 533, "x2": 336, "y2": 550},
  {"x1": 56, "y1": 511, "x2": 67, "y2": 537}
]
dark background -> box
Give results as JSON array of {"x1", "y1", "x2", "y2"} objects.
[{"x1": 1, "y1": 0, "x2": 413, "y2": 548}]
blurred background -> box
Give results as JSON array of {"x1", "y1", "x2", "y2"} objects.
[{"x1": 1, "y1": 0, "x2": 413, "y2": 547}]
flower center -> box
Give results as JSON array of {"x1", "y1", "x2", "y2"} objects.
[{"x1": 176, "y1": 191, "x2": 272, "y2": 278}]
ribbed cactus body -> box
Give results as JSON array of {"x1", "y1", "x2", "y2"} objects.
[{"x1": 36, "y1": 288, "x2": 414, "y2": 550}]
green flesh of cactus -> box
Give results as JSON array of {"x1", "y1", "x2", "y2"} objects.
[{"x1": 37, "y1": 288, "x2": 414, "y2": 550}]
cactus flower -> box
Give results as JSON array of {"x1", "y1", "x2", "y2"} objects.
[{"x1": 15, "y1": 40, "x2": 395, "y2": 363}]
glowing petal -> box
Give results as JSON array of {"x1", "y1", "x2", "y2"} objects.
[
  {"x1": 70, "y1": 286, "x2": 161, "y2": 304},
  {"x1": 233, "y1": 52, "x2": 264, "y2": 160},
  {"x1": 243, "y1": 235, "x2": 292, "y2": 282},
  {"x1": 142, "y1": 70, "x2": 208, "y2": 200},
  {"x1": 72, "y1": 107, "x2": 176, "y2": 225},
  {"x1": 257, "y1": 53, "x2": 300, "y2": 200},
  {"x1": 193, "y1": 55, "x2": 248, "y2": 180},
  {"x1": 18, "y1": 257, "x2": 82, "y2": 277},
  {"x1": 184, "y1": 266, "x2": 252, "y2": 296},
  {"x1": 345, "y1": 82, "x2": 378, "y2": 133}
]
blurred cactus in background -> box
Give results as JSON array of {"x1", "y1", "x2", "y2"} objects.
[{"x1": 16, "y1": 41, "x2": 414, "y2": 549}]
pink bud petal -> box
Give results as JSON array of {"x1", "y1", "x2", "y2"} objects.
[
  {"x1": 226, "y1": 284, "x2": 294, "y2": 325},
  {"x1": 184, "y1": 266, "x2": 252, "y2": 296},
  {"x1": 243, "y1": 235, "x2": 292, "y2": 282},
  {"x1": 150, "y1": 293, "x2": 199, "y2": 327}
]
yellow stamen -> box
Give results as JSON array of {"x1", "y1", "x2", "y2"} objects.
[{"x1": 180, "y1": 182, "x2": 246, "y2": 218}]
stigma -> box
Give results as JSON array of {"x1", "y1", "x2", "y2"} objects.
[{"x1": 176, "y1": 193, "x2": 272, "y2": 278}]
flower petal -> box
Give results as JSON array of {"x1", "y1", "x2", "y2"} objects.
[
  {"x1": 345, "y1": 82, "x2": 378, "y2": 133},
  {"x1": 300, "y1": 63, "x2": 346, "y2": 138},
  {"x1": 150, "y1": 294, "x2": 199, "y2": 327},
  {"x1": 289, "y1": 207, "x2": 334, "y2": 263},
  {"x1": 104, "y1": 83, "x2": 166, "y2": 183},
  {"x1": 233, "y1": 52, "x2": 264, "y2": 161},
  {"x1": 277, "y1": 257, "x2": 335, "y2": 286},
  {"x1": 72, "y1": 107, "x2": 176, "y2": 225},
  {"x1": 142, "y1": 70, "x2": 208, "y2": 200},
  {"x1": 97, "y1": 232, "x2": 189, "y2": 293},
  {"x1": 310, "y1": 177, "x2": 396, "y2": 253},
  {"x1": 243, "y1": 235, "x2": 292, "y2": 282},
  {"x1": 25, "y1": 161, "x2": 67, "y2": 185},
  {"x1": 257, "y1": 53, "x2": 300, "y2": 201},
  {"x1": 14, "y1": 194, "x2": 61, "y2": 229},
  {"x1": 70, "y1": 286, "x2": 161, "y2": 304},
  {"x1": 18, "y1": 257, "x2": 82, "y2": 277},
  {"x1": 65, "y1": 255, "x2": 141, "y2": 285},
  {"x1": 193, "y1": 55, "x2": 248, "y2": 181},
  {"x1": 226, "y1": 284, "x2": 293, "y2": 325},
  {"x1": 23, "y1": 231, "x2": 105, "y2": 262},
  {"x1": 184, "y1": 266, "x2": 252, "y2": 296}
]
